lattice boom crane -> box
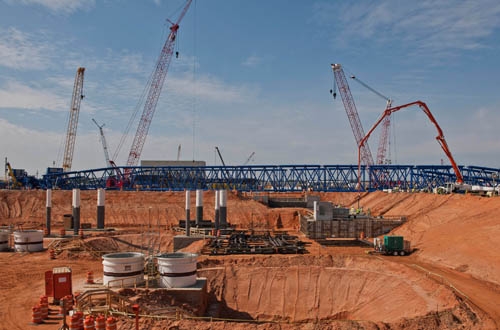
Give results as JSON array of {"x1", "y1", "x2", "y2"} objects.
[
  {"x1": 92, "y1": 118, "x2": 112, "y2": 167},
  {"x1": 126, "y1": 0, "x2": 192, "y2": 171},
  {"x1": 331, "y1": 64, "x2": 374, "y2": 166},
  {"x1": 62, "y1": 67, "x2": 85, "y2": 172}
]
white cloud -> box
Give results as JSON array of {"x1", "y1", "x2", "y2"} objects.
[
  {"x1": 242, "y1": 55, "x2": 262, "y2": 67},
  {"x1": 4, "y1": 0, "x2": 95, "y2": 14},
  {"x1": 0, "y1": 28, "x2": 55, "y2": 70},
  {"x1": 166, "y1": 73, "x2": 258, "y2": 104},
  {"x1": 0, "y1": 80, "x2": 67, "y2": 111},
  {"x1": 314, "y1": 0, "x2": 500, "y2": 55}
]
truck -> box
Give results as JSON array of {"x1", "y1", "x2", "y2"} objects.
[{"x1": 374, "y1": 235, "x2": 411, "y2": 256}]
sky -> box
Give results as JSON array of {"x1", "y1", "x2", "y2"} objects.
[{"x1": 1, "y1": 0, "x2": 500, "y2": 176}]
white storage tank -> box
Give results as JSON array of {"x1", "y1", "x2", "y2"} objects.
[
  {"x1": 13, "y1": 230, "x2": 44, "y2": 252},
  {"x1": 0, "y1": 230, "x2": 10, "y2": 251},
  {"x1": 102, "y1": 252, "x2": 145, "y2": 287},
  {"x1": 157, "y1": 252, "x2": 198, "y2": 288}
]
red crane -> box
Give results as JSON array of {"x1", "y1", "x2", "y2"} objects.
[
  {"x1": 349, "y1": 75, "x2": 392, "y2": 165},
  {"x1": 125, "y1": 0, "x2": 192, "y2": 172},
  {"x1": 357, "y1": 101, "x2": 464, "y2": 190},
  {"x1": 331, "y1": 64, "x2": 374, "y2": 166}
]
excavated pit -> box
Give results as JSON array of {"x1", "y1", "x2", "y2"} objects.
[{"x1": 198, "y1": 255, "x2": 476, "y2": 326}]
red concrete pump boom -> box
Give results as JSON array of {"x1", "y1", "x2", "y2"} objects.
[{"x1": 357, "y1": 101, "x2": 464, "y2": 189}]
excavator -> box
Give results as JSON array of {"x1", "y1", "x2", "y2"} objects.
[{"x1": 5, "y1": 162, "x2": 23, "y2": 189}]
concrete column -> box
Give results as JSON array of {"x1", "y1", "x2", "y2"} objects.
[
  {"x1": 185, "y1": 190, "x2": 191, "y2": 236},
  {"x1": 219, "y1": 190, "x2": 227, "y2": 228},
  {"x1": 72, "y1": 189, "x2": 81, "y2": 235},
  {"x1": 46, "y1": 189, "x2": 52, "y2": 236},
  {"x1": 313, "y1": 201, "x2": 318, "y2": 220},
  {"x1": 97, "y1": 188, "x2": 105, "y2": 229},
  {"x1": 195, "y1": 189, "x2": 203, "y2": 225},
  {"x1": 214, "y1": 191, "x2": 220, "y2": 230}
]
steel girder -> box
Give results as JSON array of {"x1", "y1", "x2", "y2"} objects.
[{"x1": 40, "y1": 164, "x2": 500, "y2": 192}]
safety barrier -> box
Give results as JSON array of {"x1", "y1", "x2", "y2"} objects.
[
  {"x1": 31, "y1": 305, "x2": 42, "y2": 324},
  {"x1": 86, "y1": 271, "x2": 95, "y2": 284},
  {"x1": 84, "y1": 315, "x2": 95, "y2": 330},
  {"x1": 105, "y1": 316, "x2": 117, "y2": 330}
]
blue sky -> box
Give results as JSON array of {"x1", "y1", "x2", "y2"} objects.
[{"x1": 1, "y1": 0, "x2": 499, "y2": 176}]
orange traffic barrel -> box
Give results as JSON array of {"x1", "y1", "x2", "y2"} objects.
[
  {"x1": 69, "y1": 314, "x2": 80, "y2": 330},
  {"x1": 79, "y1": 228, "x2": 84, "y2": 239},
  {"x1": 105, "y1": 316, "x2": 117, "y2": 330},
  {"x1": 86, "y1": 271, "x2": 95, "y2": 284},
  {"x1": 84, "y1": 315, "x2": 95, "y2": 330},
  {"x1": 75, "y1": 311, "x2": 84, "y2": 329},
  {"x1": 95, "y1": 315, "x2": 106, "y2": 330},
  {"x1": 31, "y1": 305, "x2": 42, "y2": 324},
  {"x1": 39, "y1": 295, "x2": 49, "y2": 319},
  {"x1": 60, "y1": 228, "x2": 66, "y2": 237}
]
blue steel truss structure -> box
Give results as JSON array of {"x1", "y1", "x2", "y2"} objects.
[{"x1": 40, "y1": 164, "x2": 500, "y2": 192}]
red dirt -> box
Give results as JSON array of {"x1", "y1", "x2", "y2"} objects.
[{"x1": 0, "y1": 190, "x2": 499, "y2": 329}]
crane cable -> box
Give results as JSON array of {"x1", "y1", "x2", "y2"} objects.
[{"x1": 191, "y1": 0, "x2": 197, "y2": 161}]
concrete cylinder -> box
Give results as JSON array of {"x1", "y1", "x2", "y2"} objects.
[
  {"x1": 97, "y1": 188, "x2": 105, "y2": 229},
  {"x1": 214, "y1": 190, "x2": 220, "y2": 230},
  {"x1": 72, "y1": 189, "x2": 80, "y2": 235},
  {"x1": 157, "y1": 252, "x2": 197, "y2": 288},
  {"x1": 0, "y1": 230, "x2": 9, "y2": 251},
  {"x1": 219, "y1": 190, "x2": 227, "y2": 228},
  {"x1": 13, "y1": 230, "x2": 44, "y2": 252},
  {"x1": 46, "y1": 189, "x2": 52, "y2": 236},
  {"x1": 185, "y1": 190, "x2": 191, "y2": 236},
  {"x1": 102, "y1": 252, "x2": 145, "y2": 287},
  {"x1": 195, "y1": 189, "x2": 203, "y2": 225},
  {"x1": 313, "y1": 201, "x2": 318, "y2": 220}
]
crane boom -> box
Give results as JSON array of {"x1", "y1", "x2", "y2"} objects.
[
  {"x1": 357, "y1": 100, "x2": 464, "y2": 190},
  {"x1": 126, "y1": 0, "x2": 192, "y2": 171},
  {"x1": 215, "y1": 147, "x2": 226, "y2": 167},
  {"x1": 350, "y1": 75, "x2": 393, "y2": 165},
  {"x1": 92, "y1": 118, "x2": 112, "y2": 167},
  {"x1": 243, "y1": 151, "x2": 255, "y2": 165},
  {"x1": 331, "y1": 64, "x2": 374, "y2": 166},
  {"x1": 62, "y1": 67, "x2": 85, "y2": 172}
]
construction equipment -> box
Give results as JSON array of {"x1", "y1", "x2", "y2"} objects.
[
  {"x1": 350, "y1": 75, "x2": 393, "y2": 165},
  {"x1": 373, "y1": 235, "x2": 411, "y2": 256},
  {"x1": 62, "y1": 67, "x2": 85, "y2": 172},
  {"x1": 125, "y1": 0, "x2": 192, "y2": 174},
  {"x1": 243, "y1": 152, "x2": 255, "y2": 165},
  {"x1": 357, "y1": 101, "x2": 464, "y2": 190},
  {"x1": 215, "y1": 147, "x2": 226, "y2": 166},
  {"x1": 5, "y1": 161, "x2": 22, "y2": 189},
  {"x1": 331, "y1": 64, "x2": 374, "y2": 166},
  {"x1": 92, "y1": 118, "x2": 112, "y2": 167},
  {"x1": 176, "y1": 144, "x2": 181, "y2": 161}
]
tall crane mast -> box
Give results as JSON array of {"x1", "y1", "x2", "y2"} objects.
[
  {"x1": 331, "y1": 64, "x2": 374, "y2": 166},
  {"x1": 350, "y1": 75, "x2": 393, "y2": 164},
  {"x1": 62, "y1": 67, "x2": 85, "y2": 172},
  {"x1": 126, "y1": 0, "x2": 192, "y2": 172},
  {"x1": 92, "y1": 118, "x2": 112, "y2": 167}
]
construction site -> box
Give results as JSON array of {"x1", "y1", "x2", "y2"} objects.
[{"x1": 1, "y1": 1, "x2": 500, "y2": 330}]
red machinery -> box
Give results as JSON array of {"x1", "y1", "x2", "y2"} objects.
[
  {"x1": 124, "y1": 0, "x2": 192, "y2": 176},
  {"x1": 357, "y1": 101, "x2": 464, "y2": 190},
  {"x1": 331, "y1": 64, "x2": 374, "y2": 166}
]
